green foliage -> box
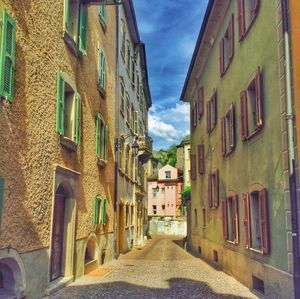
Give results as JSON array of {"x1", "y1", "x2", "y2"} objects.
[
  {"x1": 153, "y1": 144, "x2": 177, "y2": 167},
  {"x1": 181, "y1": 186, "x2": 191, "y2": 205}
]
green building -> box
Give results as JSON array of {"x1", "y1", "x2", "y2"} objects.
[{"x1": 181, "y1": 1, "x2": 297, "y2": 298}]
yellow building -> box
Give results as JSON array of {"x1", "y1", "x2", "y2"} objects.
[
  {"x1": 0, "y1": 1, "x2": 117, "y2": 298},
  {"x1": 176, "y1": 136, "x2": 191, "y2": 187}
]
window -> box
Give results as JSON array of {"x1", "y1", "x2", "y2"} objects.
[
  {"x1": 56, "y1": 72, "x2": 81, "y2": 148},
  {"x1": 162, "y1": 205, "x2": 165, "y2": 210},
  {"x1": 137, "y1": 74, "x2": 140, "y2": 102},
  {"x1": 222, "y1": 195, "x2": 239, "y2": 243},
  {"x1": 134, "y1": 111, "x2": 138, "y2": 134},
  {"x1": 243, "y1": 189, "x2": 270, "y2": 254},
  {"x1": 126, "y1": 41, "x2": 131, "y2": 74},
  {"x1": 197, "y1": 87, "x2": 204, "y2": 119},
  {"x1": 198, "y1": 144, "x2": 205, "y2": 175},
  {"x1": 130, "y1": 149, "x2": 134, "y2": 179},
  {"x1": 98, "y1": 48, "x2": 106, "y2": 96},
  {"x1": 99, "y1": 5, "x2": 107, "y2": 29},
  {"x1": 238, "y1": 0, "x2": 260, "y2": 41},
  {"x1": 221, "y1": 104, "x2": 235, "y2": 156},
  {"x1": 96, "y1": 114, "x2": 108, "y2": 163},
  {"x1": 131, "y1": 206, "x2": 134, "y2": 225},
  {"x1": 191, "y1": 101, "x2": 197, "y2": 131},
  {"x1": 131, "y1": 58, "x2": 135, "y2": 88},
  {"x1": 191, "y1": 154, "x2": 196, "y2": 180},
  {"x1": 64, "y1": 1, "x2": 88, "y2": 55},
  {"x1": 125, "y1": 205, "x2": 129, "y2": 226},
  {"x1": 130, "y1": 103, "x2": 135, "y2": 130},
  {"x1": 134, "y1": 156, "x2": 138, "y2": 182},
  {"x1": 240, "y1": 67, "x2": 263, "y2": 140},
  {"x1": 208, "y1": 170, "x2": 219, "y2": 208},
  {"x1": 126, "y1": 93, "x2": 130, "y2": 125},
  {"x1": 119, "y1": 136, "x2": 125, "y2": 173},
  {"x1": 121, "y1": 19, "x2": 126, "y2": 60},
  {"x1": 93, "y1": 197, "x2": 107, "y2": 225},
  {"x1": 0, "y1": 11, "x2": 16, "y2": 102},
  {"x1": 0, "y1": 178, "x2": 4, "y2": 225},
  {"x1": 207, "y1": 89, "x2": 217, "y2": 133},
  {"x1": 194, "y1": 209, "x2": 198, "y2": 226},
  {"x1": 125, "y1": 144, "x2": 130, "y2": 176},
  {"x1": 220, "y1": 15, "x2": 234, "y2": 76},
  {"x1": 165, "y1": 171, "x2": 171, "y2": 179},
  {"x1": 162, "y1": 188, "x2": 165, "y2": 193},
  {"x1": 152, "y1": 205, "x2": 157, "y2": 215},
  {"x1": 120, "y1": 77, "x2": 125, "y2": 114},
  {"x1": 202, "y1": 208, "x2": 206, "y2": 228}
]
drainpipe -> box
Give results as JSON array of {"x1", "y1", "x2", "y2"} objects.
[
  {"x1": 281, "y1": 1, "x2": 300, "y2": 298},
  {"x1": 113, "y1": 4, "x2": 120, "y2": 259}
]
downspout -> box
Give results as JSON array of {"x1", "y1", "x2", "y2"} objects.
[
  {"x1": 281, "y1": 1, "x2": 300, "y2": 298},
  {"x1": 113, "y1": 4, "x2": 120, "y2": 259}
]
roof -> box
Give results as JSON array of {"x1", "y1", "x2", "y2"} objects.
[{"x1": 180, "y1": 0, "x2": 215, "y2": 102}]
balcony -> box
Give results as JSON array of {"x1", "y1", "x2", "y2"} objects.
[{"x1": 137, "y1": 134, "x2": 152, "y2": 162}]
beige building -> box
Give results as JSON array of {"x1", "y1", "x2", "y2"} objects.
[
  {"x1": 116, "y1": 0, "x2": 152, "y2": 253},
  {"x1": 0, "y1": 1, "x2": 118, "y2": 298},
  {"x1": 176, "y1": 136, "x2": 191, "y2": 187}
]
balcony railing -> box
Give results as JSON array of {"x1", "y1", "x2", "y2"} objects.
[{"x1": 137, "y1": 134, "x2": 153, "y2": 153}]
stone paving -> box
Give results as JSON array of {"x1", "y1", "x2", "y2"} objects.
[{"x1": 47, "y1": 236, "x2": 259, "y2": 299}]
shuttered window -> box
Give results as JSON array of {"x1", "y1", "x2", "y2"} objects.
[
  {"x1": 79, "y1": 4, "x2": 88, "y2": 55},
  {"x1": 207, "y1": 89, "x2": 217, "y2": 133},
  {"x1": 99, "y1": 49, "x2": 106, "y2": 93},
  {"x1": 120, "y1": 77, "x2": 125, "y2": 113},
  {"x1": 99, "y1": 5, "x2": 107, "y2": 25},
  {"x1": 198, "y1": 144, "x2": 205, "y2": 175},
  {"x1": 223, "y1": 195, "x2": 239, "y2": 243},
  {"x1": 134, "y1": 111, "x2": 138, "y2": 134},
  {"x1": 94, "y1": 197, "x2": 107, "y2": 226},
  {"x1": 240, "y1": 67, "x2": 263, "y2": 140},
  {"x1": 191, "y1": 154, "x2": 196, "y2": 181},
  {"x1": 93, "y1": 197, "x2": 100, "y2": 225},
  {"x1": 197, "y1": 87, "x2": 204, "y2": 119},
  {"x1": 74, "y1": 93, "x2": 81, "y2": 145},
  {"x1": 206, "y1": 101, "x2": 211, "y2": 133},
  {"x1": 96, "y1": 114, "x2": 108, "y2": 162},
  {"x1": 0, "y1": 178, "x2": 4, "y2": 225},
  {"x1": 56, "y1": 73, "x2": 65, "y2": 135},
  {"x1": 0, "y1": 11, "x2": 16, "y2": 102},
  {"x1": 221, "y1": 104, "x2": 235, "y2": 156},
  {"x1": 101, "y1": 198, "x2": 107, "y2": 225},
  {"x1": 208, "y1": 170, "x2": 219, "y2": 208},
  {"x1": 237, "y1": 0, "x2": 260, "y2": 41}
]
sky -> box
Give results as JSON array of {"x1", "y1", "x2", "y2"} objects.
[{"x1": 133, "y1": 0, "x2": 208, "y2": 150}]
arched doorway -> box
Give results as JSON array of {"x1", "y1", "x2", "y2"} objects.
[
  {"x1": 84, "y1": 235, "x2": 99, "y2": 274},
  {"x1": 0, "y1": 253, "x2": 26, "y2": 299}
]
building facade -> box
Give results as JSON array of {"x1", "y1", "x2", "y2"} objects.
[
  {"x1": 0, "y1": 1, "x2": 118, "y2": 298},
  {"x1": 181, "y1": 1, "x2": 297, "y2": 298},
  {"x1": 148, "y1": 165, "x2": 183, "y2": 217},
  {"x1": 116, "y1": 0, "x2": 152, "y2": 253},
  {"x1": 176, "y1": 136, "x2": 191, "y2": 187}
]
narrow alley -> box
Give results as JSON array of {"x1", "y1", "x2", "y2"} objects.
[{"x1": 47, "y1": 236, "x2": 258, "y2": 299}]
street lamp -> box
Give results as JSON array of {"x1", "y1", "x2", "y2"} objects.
[
  {"x1": 131, "y1": 137, "x2": 139, "y2": 156},
  {"x1": 115, "y1": 133, "x2": 139, "y2": 156}
]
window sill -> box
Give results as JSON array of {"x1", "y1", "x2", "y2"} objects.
[
  {"x1": 226, "y1": 240, "x2": 237, "y2": 245},
  {"x1": 60, "y1": 135, "x2": 77, "y2": 152},
  {"x1": 97, "y1": 158, "x2": 107, "y2": 168},
  {"x1": 249, "y1": 247, "x2": 263, "y2": 254},
  {"x1": 243, "y1": 127, "x2": 262, "y2": 142},
  {"x1": 224, "y1": 146, "x2": 235, "y2": 157},
  {"x1": 97, "y1": 84, "x2": 106, "y2": 98},
  {"x1": 239, "y1": 15, "x2": 258, "y2": 43},
  {"x1": 63, "y1": 31, "x2": 79, "y2": 57},
  {"x1": 221, "y1": 59, "x2": 233, "y2": 78}
]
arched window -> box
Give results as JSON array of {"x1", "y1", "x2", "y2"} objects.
[{"x1": 125, "y1": 144, "x2": 130, "y2": 176}]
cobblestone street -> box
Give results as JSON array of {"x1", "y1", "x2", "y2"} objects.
[{"x1": 48, "y1": 236, "x2": 259, "y2": 299}]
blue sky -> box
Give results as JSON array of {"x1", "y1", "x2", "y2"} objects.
[{"x1": 133, "y1": 0, "x2": 208, "y2": 150}]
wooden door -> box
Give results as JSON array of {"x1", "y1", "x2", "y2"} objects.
[{"x1": 50, "y1": 194, "x2": 65, "y2": 281}]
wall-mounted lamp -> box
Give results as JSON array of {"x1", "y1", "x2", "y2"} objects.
[{"x1": 115, "y1": 133, "x2": 139, "y2": 156}]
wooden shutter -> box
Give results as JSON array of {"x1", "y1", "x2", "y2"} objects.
[
  {"x1": 237, "y1": 0, "x2": 245, "y2": 41},
  {"x1": 222, "y1": 198, "x2": 228, "y2": 240},
  {"x1": 240, "y1": 91, "x2": 248, "y2": 140},
  {"x1": 191, "y1": 154, "x2": 196, "y2": 180},
  {"x1": 104, "y1": 125, "x2": 108, "y2": 161},
  {"x1": 194, "y1": 102, "x2": 197, "y2": 128},
  {"x1": 75, "y1": 93, "x2": 81, "y2": 145},
  {"x1": 230, "y1": 104, "x2": 235, "y2": 148},
  {"x1": 213, "y1": 170, "x2": 219, "y2": 208},
  {"x1": 233, "y1": 195, "x2": 239, "y2": 244},
  {"x1": 208, "y1": 174, "x2": 212, "y2": 208},
  {"x1": 198, "y1": 144, "x2": 204, "y2": 175},
  {"x1": 79, "y1": 4, "x2": 88, "y2": 55},
  {"x1": 212, "y1": 90, "x2": 217, "y2": 129},
  {"x1": 221, "y1": 117, "x2": 226, "y2": 156},
  {"x1": 93, "y1": 197, "x2": 100, "y2": 225},
  {"x1": 191, "y1": 106, "x2": 194, "y2": 132},
  {"x1": 96, "y1": 114, "x2": 101, "y2": 158},
  {"x1": 0, "y1": 11, "x2": 16, "y2": 102},
  {"x1": 259, "y1": 188, "x2": 270, "y2": 254},
  {"x1": 56, "y1": 73, "x2": 65, "y2": 135},
  {"x1": 101, "y1": 198, "x2": 107, "y2": 225},
  {"x1": 219, "y1": 38, "x2": 224, "y2": 76},
  {"x1": 198, "y1": 87, "x2": 204, "y2": 119},
  {"x1": 253, "y1": 0, "x2": 260, "y2": 15},
  {"x1": 255, "y1": 67, "x2": 263, "y2": 129},
  {"x1": 207, "y1": 101, "x2": 211, "y2": 133},
  {"x1": 242, "y1": 193, "x2": 251, "y2": 249},
  {"x1": 229, "y1": 14, "x2": 234, "y2": 60},
  {"x1": 0, "y1": 177, "x2": 4, "y2": 224}
]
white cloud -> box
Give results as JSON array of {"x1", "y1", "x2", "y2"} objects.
[{"x1": 149, "y1": 115, "x2": 179, "y2": 142}]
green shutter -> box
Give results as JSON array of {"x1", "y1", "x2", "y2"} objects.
[
  {"x1": 75, "y1": 93, "x2": 81, "y2": 145},
  {"x1": 99, "y1": 49, "x2": 106, "y2": 90},
  {"x1": 99, "y1": 5, "x2": 107, "y2": 24},
  {"x1": 102, "y1": 55, "x2": 106, "y2": 90},
  {"x1": 64, "y1": 0, "x2": 70, "y2": 31},
  {"x1": 79, "y1": 4, "x2": 88, "y2": 55},
  {"x1": 0, "y1": 11, "x2": 16, "y2": 102},
  {"x1": 56, "y1": 73, "x2": 65, "y2": 135},
  {"x1": 93, "y1": 197, "x2": 100, "y2": 225},
  {"x1": 101, "y1": 198, "x2": 107, "y2": 225},
  {"x1": 96, "y1": 114, "x2": 101, "y2": 158},
  {"x1": 104, "y1": 125, "x2": 108, "y2": 161},
  {"x1": 0, "y1": 178, "x2": 4, "y2": 224}
]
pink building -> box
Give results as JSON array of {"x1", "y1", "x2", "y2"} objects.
[{"x1": 148, "y1": 165, "x2": 183, "y2": 217}]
